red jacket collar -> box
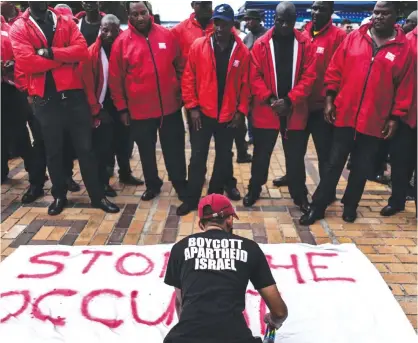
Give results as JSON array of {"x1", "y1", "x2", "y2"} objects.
[
  {"x1": 413, "y1": 27, "x2": 418, "y2": 37},
  {"x1": 75, "y1": 11, "x2": 106, "y2": 19},
  {"x1": 189, "y1": 12, "x2": 214, "y2": 30},
  {"x1": 359, "y1": 22, "x2": 407, "y2": 45},
  {"x1": 305, "y1": 19, "x2": 333, "y2": 38}
]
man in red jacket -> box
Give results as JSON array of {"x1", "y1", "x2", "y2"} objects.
[
  {"x1": 109, "y1": 1, "x2": 187, "y2": 202},
  {"x1": 244, "y1": 2, "x2": 316, "y2": 213},
  {"x1": 381, "y1": 26, "x2": 417, "y2": 217},
  {"x1": 300, "y1": 1, "x2": 414, "y2": 225},
  {"x1": 176, "y1": 4, "x2": 250, "y2": 216},
  {"x1": 76, "y1": 1, "x2": 105, "y2": 46},
  {"x1": 9, "y1": 2, "x2": 119, "y2": 216}
]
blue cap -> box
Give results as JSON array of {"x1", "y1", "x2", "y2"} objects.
[{"x1": 212, "y1": 4, "x2": 234, "y2": 22}]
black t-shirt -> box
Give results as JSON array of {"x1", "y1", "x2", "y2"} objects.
[
  {"x1": 273, "y1": 32, "x2": 294, "y2": 99},
  {"x1": 164, "y1": 229, "x2": 275, "y2": 343},
  {"x1": 80, "y1": 18, "x2": 101, "y2": 46}
]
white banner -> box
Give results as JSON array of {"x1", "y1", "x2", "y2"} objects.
[{"x1": 0, "y1": 244, "x2": 416, "y2": 343}]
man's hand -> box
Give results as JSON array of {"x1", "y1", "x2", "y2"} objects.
[
  {"x1": 3, "y1": 60, "x2": 14, "y2": 72},
  {"x1": 27, "y1": 96, "x2": 33, "y2": 105},
  {"x1": 228, "y1": 111, "x2": 243, "y2": 128},
  {"x1": 276, "y1": 98, "x2": 291, "y2": 117},
  {"x1": 324, "y1": 99, "x2": 336, "y2": 124},
  {"x1": 264, "y1": 312, "x2": 285, "y2": 330},
  {"x1": 97, "y1": 108, "x2": 112, "y2": 124},
  {"x1": 190, "y1": 108, "x2": 202, "y2": 131},
  {"x1": 120, "y1": 111, "x2": 130, "y2": 126},
  {"x1": 382, "y1": 119, "x2": 398, "y2": 139}
]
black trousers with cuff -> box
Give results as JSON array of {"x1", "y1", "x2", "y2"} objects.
[
  {"x1": 184, "y1": 114, "x2": 235, "y2": 206},
  {"x1": 33, "y1": 90, "x2": 104, "y2": 201},
  {"x1": 92, "y1": 121, "x2": 113, "y2": 187},
  {"x1": 388, "y1": 122, "x2": 417, "y2": 210},
  {"x1": 130, "y1": 109, "x2": 186, "y2": 194},
  {"x1": 234, "y1": 113, "x2": 249, "y2": 159},
  {"x1": 312, "y1": 127, "x2": 381, "y2": 210}
]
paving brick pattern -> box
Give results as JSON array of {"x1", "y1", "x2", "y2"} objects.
[{"x1": 1, "y1": 137, "x2": 417, "y2": 329}]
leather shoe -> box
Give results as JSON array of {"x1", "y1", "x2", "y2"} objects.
[
  {"x1": 48, "y1": 198, "x2": 67, "y2": 216},
  {"x1": 22, "y1": 186, "x2": 44, "y2": 204},
  {"x1": 273, "y1": 175, "x2": 288, "y2": 187},
  {"x1": 380, "y1": 205, "x2": 402, "y2": 217},
  {"x1": 371, "y1": 174, "x2": 390, "y2": 185},
  {"x1": 104, "y1": 184, "x2": 117, "y2": 198},
  {"x1": 67, "y1": 178, "x2": 81, "y2": 192},
  {"x1": 141, "y1": 189, "x2": 160, "y2": 201},
  {"x1": 299, "y1": 207, "x2": 325, "y2": 226},
  {"x1": 237, "y1": 153, "x2": 252, "y2": 164},
  {"x1": 243, "y1": 192, "x2": 259, "y2": 207},
  {"x1": 92, "y1": 198, "x2": 120, "y2": 213},
  {"x1": 342, "y1": 207, "x2": 357, "y2": 223},
  {"x1": 176, "y1": 202, "x2": 197, "y2": 216},
  {"x1": 295, "y1": 199, "x2": 311, "y2": 214},
  {"x1": 120, "y1": 175, "x2": 145, "y2": 186},
  {"x1": 225, "y1": 187, "x2": 241, "y2": 201}
]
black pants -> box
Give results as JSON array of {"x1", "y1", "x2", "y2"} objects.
[
  {"x1": 185, "y1": 114, "x2": 235, "y2": 206},
  {"x1": 186, "y1": 109, "x2": 237, "y2": 191},
  {"x1": 389, "y1": 122, "x2": 416, "y2": 209},
  {"x1": 108, "y1": 103, "x2": 132, "y2": 178},
  {"x1": 247, "y1": 112, "x2": 254, "y2": 140},
  {"x1": 249, "y1": 128, "x2": 279, "y2": 194},
  {"x1": 33, "y1": 90, "x2": 104, "y2": 201},
  {"x1": 130, "y1": 109, "x2": 186, "y2": 193},
  {"x1": 234, "y1": 113, "x2": 248, "y2": 159},
  {"x1": 92, "y1": 122, "x2": 113, "y2": 186},
  {"x1": 312, "y1": 127, "x2": 381, "y2": 210},
  {"x1": 374, "y1": 139, "x2": 390, "y2": 175}
]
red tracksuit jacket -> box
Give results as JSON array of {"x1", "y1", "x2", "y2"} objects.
[
  {"x1": 250, "y1": 28, "x2": 317, "y2": 131},
  {"x1": 404, "y1": 27, "x2": 417, "y2": 129},
  {"x1": 325, "y1": 23, "x2": 414, "y2": 138},
  {"x1": 182, "y1": 32, "x2": 250, "y2": 122},
  {"x1": 9, "y1": 8, "x2": 88, "y2": 98},
  {"x1": 109, "y1": 20, "x2": 184, "y2": 120},
  {"x1": 171, "y1": 13, "x2": 214, "y2": 59},
  {"x1": 302, "y1": 20, "x2": 346, "y2": 111}
]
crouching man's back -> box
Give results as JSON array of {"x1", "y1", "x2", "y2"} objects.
[{"x1": 164, "y1": 194, "x2": 288, "y2": 343}]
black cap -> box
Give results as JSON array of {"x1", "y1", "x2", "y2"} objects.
[
  {"x1": 244, "y1": 9, "x2": 263, "y2": 21},
  {"x1": 212, "y1": 4, "x2": 234, "y2": 22}
]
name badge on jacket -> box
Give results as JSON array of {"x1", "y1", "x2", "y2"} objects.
[{"x1": 159, "y1": 42, "x2": 166, "y2": 49}]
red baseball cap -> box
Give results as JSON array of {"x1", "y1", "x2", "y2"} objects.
[{"x1": 198, "y1": 194, "x2": 239, "y2": 220}]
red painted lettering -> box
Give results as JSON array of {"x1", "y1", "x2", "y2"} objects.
[
  {"x1": 306, "y1": 252, "x2": 356, "y2": 283},
  {"x1": 17, "y1": 251, "x2": 70, "y2": 279},
  {"x1": 32, "y1": 289, "x2": 77, "y2": 326},
  {"x1": 131, "y1": 290, "x2": 176, "y2": 326},
  {"x1": 159, "y1": 251, "x2": 170, "y2": 278},
  {"x1": 115, "y1": 252, "x2": 154, "y2": 276},
  {"x1": 246, "y1": 289, "x2": 267, "y2": 334},
  {"x1": 266, "y1": 254, "x2": 306, "y2": 284},
  {"x1": 0, "y1": 290, "x2": 30, "y2": 323},
  {"x1": 81, "y1": 250, "x2": 113, "y2": 274},
  {"x1": 81, "y1": 289, "x2": 124, "y2": 328}
]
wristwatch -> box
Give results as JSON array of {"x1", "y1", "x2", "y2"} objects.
[{"x1": 38, "y1": 49, "x2": 46, "y2": 57}]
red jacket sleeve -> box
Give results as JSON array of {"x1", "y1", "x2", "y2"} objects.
[
  {"x1": 288, "y1": 41, "x2": 317, "y2": 106},
  {"x1": 171, "y1": 32, "x2": 185, "y2": 82},
  {"x1": 181, "y1": 41, "x2": 199, "y2": 109},
  {"x1": 237, "y1": 49, "x2": 250, "y2": 116},
  {"x1": 14, "y1": 62, "x2": 28, "y2": 92},
  {"x1": 250, "y1": 42, "x2": 274, "y2": 102},
  {"x1": 51, "y1": 18, "x2": 88, "y2": 63},
  {"x1": 9, "y1": 23, "x2": 62, "y2": 74},
  {"x1": 391, "y1": 51, "x2": 414, "y2": 118},
  {"x1": 108, "y1": 37, "x2": 128, "y2": 112},
  {"x1": 80, "y1": 55, "x2": 101, "y2": 116},
  {"x1": 324, "y1": 35, "x2": 350, "y2": 94}
]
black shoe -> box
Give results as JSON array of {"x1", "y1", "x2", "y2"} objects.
[
  {"x1": 299, "y1": 207, "x2": 325, "y2": 226},
  {"x1": 237, "y1": 153, "x2": 252, "y2": 164},
  {"x1": 225, "y1": 187, "x2": 241, "y2": 201},
  {"x1": 342, "y1": 207, "x2": 357, "y2": 223},
  {"x1": 67, "y1": 178, "x2": 81, "y2": 192},
  {"x1": 141, "y1": 189, "x2": 160, "y2": 201},
  {"x1": 104, "y1": 184, "x2": 117, "y2": 198},
  {"x1": 176, "y1": 202, "x2": 197, "y2": 216},
  {"x1": 273, "y1": 175, "x2": 288, "y2": 187},
  {"x1": 380, "y1": 205, "x2": 403, "y2": 217},
  {"x1": 371, "y1": 174, "x2": 390, "y2": 185},
  {"x1": 120, "y1": 175, "x2": 145, "y2": 186},
  {"x1": 243, "y1": 192, "x2": 259, "y2": 207},
  {"x1": 92, "y1": 197, "x2": 120, "y2": 213},
  {"x1": 48, "y1": 198, "x2": 67, "y2": 216},
  {"x1": 295, "y1": 199, "x2": 311, "y2": 214},
  {"x1": 22, "y1": 186, "x2": 44, "y2": 204}
]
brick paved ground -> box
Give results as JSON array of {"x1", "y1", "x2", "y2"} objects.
[{"x1": 1, "y1": 136, "x2": 417, "y2": 329}]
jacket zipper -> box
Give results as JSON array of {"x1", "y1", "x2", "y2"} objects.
[{"x1": 146, "y1": 37, "x2": 164, "y2": 127}]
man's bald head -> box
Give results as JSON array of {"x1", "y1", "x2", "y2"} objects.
[
  {"x1": 274, "y1": 1, "x2": 296, "y2": 36},
  {"x1": 402, "y1": 10, "x2": 417, "y2": 33}
]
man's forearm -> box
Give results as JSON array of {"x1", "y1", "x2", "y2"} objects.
[{"x1": 175, "y1": 297, "x2": 182, "y2": 319}]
